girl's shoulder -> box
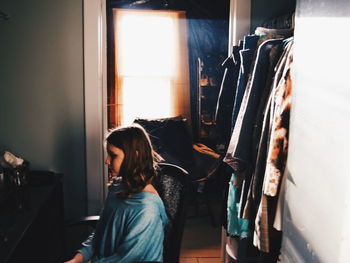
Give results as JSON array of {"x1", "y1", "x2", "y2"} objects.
[{"x1": 107, "y1": 179, "x2": 164, "y2": 208}]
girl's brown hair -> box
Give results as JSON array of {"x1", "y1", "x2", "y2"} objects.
[{"x1": 106, "y1": 124, "x2": 159, "y2": 199}]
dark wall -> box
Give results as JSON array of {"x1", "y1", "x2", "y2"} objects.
[
  {"x1": 0, "y1": 0, "x2": 86, "y2": 219},
  {"x1": 250, "y1": 0, "x2": 296, "y2": 32}
]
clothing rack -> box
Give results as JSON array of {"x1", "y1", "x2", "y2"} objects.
[{"x1": 216, "y1": 14, "x2": 295, "y2": 262}]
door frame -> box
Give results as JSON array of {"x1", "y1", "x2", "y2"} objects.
[
  {"x1": 82, "y1": 0, "x2": 252, "y2": 215},
  {"x1": 83, "y1": 0, "x2": 108, "y2": 214}
]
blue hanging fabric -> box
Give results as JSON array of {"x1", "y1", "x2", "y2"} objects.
[{"x1": 227, "y1": 172, "x2": 251, "y2": 238}]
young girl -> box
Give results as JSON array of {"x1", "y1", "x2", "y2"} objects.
[{"x1": 65, "y1": 125, "x2": 168, "y2": 263}]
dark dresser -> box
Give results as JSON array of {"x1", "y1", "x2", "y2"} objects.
[{"x1": 0, "y1": 172, "x2": 64, "y2": 263}]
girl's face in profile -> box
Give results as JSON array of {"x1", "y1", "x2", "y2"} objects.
[{"x1": 105, "y1": 143, "x2": 125, "y2": 179}]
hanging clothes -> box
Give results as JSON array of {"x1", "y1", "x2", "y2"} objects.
[
  {"x1": 221, "y1": 26, "x2": 294, "y2": 256},
  {"x1": 242, "y1": 37, "x2": 294, "y2": 223},
  {"x1": 218, "y1": 35, "x2": 258, "y2": 236},
  {"x1": 227, "y1": 172, "x2": 251, "y2": 237},
  {"x1": 224, "y1": 39, "x2": 284, "y2": 219},
  {"x1": 222, "y1": 37, "x2": 285, "y2": 240},
  {"x1": 253, "y1": 38, "x2": 294, "y2": 253},
  {"x1": 238, "y1": 39, "x2": 288, "y2": 221},
  {"x1": 224, "y1": 27, "x2": 293, "y2": 174},
  {"x1": 214, "y1": 46, "x2": 241, "y2": 149},
  {"x1": 230, "y1": 35, "x2": 260, "y2": 132},
  {"x1": 262, "y1": 43, "x2": 293, "y2": 197}
]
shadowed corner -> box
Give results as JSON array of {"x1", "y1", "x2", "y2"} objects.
[{"x1": 281, "y1": 201, "x2": 322, "y2": 263}]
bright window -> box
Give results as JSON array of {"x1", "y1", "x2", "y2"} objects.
[{"x1": 111, "y1": 9, "x2": 190, "y2": 126}]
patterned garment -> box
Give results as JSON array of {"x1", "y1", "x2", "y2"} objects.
[
  {"x1": 241, "y1": 39, "x2": 291, "y2": 222},
  {"x1": 254, "y1": 39, "x2": 294, "y2": 253},
  {"x1": 253, "y1": 193, "x2": 269, "y2": 252},
  {"x1": 263, "y1": 40, "x2": 293, "y2": 197}
]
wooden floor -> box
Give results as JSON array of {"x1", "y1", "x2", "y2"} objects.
[{"x1": 180, "y1": 215, "x2": 222, "y2": 263}]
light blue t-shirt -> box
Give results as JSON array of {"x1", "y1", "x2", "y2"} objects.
[{"x1": 78, "y1": 178, "x2": 168, "y2": 263}]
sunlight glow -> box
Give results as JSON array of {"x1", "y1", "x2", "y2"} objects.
[
  {"x1": 118, "y1": 13, "x2": 176, "y2": 77},
  {"x1": 121, "y1": 77, "x2": 172, "y2": 125},
  {"x1": 115, "y1": 10, "x2": 179, "y2": 125}
]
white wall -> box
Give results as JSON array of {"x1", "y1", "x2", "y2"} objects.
[
  {"x1": 281, "y1": 1, "x2": 350, "y2": 262},
  {"x1": 0, "y1": 0, "x2": 86, "y2": 218},
  {"x1": 250, "y1": 0, "x2": 295, "y2": 33}
]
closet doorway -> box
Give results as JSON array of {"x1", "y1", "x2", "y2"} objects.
[
  {"x1": 83, "y1": 0, "x2": 227, "y2": 262},
  {"x1": 106, "y1": 7, "x2": 222, "y2": 261}
]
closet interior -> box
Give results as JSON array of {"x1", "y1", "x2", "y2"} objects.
[{"x1": 105, "y1": 0, "x2": 297, "y2": 262}]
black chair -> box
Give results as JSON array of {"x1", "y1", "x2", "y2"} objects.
[
  {"x1": 65, "y1": 162, "x2": 189, "y2": 263},
  {"x1": 133, "y1": 117, "x2": 222, "y2": 226},
  {"x1": 153, "y1": 162, "x2": 189, "y2": 263}
]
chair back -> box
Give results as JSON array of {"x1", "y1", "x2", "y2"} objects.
[
  {"x1": 153, "y1": 162, "x2": 189, "y2": 263},
  {"x1": 134, "y1": 117, "x2": 195, "y2": 173}
]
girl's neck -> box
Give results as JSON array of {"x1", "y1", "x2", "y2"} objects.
[{"x1": 142, "y1": 184, "x2": 159, "y2": 196}]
